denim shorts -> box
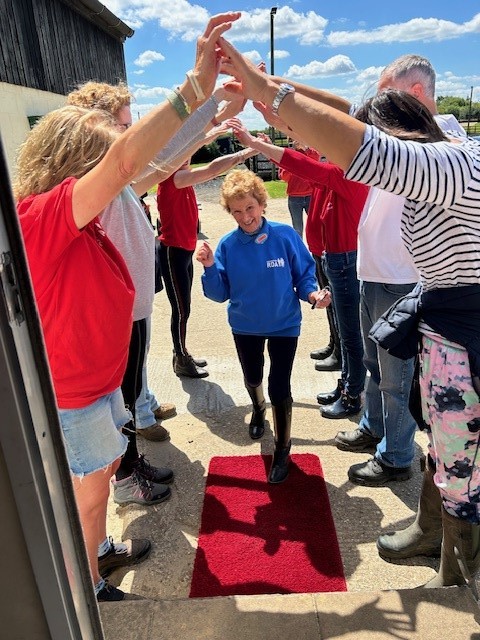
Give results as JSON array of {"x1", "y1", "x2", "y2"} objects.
[{"x1": 58, "y1": 388, "x2": 130, "y2": 478}]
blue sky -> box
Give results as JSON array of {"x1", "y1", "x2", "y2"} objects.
[{"x1": 106, "y1": 1, "x2": 480, "y2": 130}]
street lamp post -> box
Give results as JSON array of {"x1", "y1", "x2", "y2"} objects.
[
  {"x1": 467, "y1": 85, "x2": 473, "y2": 135},
  {"x1": 270, "y1": 7, "x2": 277, "y2": 180}
]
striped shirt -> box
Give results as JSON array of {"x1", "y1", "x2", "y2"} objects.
[{"x1": 346, "y1": 125, "x2": 480, "y2": 291}]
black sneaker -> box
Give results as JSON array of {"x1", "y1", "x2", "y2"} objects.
[
  {"x1": 96, "y1": 581, "x2": 125, "y2": 602},
  {"x1": 98, "y1": 537, "x2": 152, "y2": 578},
  {"x1": 335, "y1": 428, "x2": 381, "y2": 453},
  {"x1": 348, "y1": 458, "x2": 412, "y2": 487},
  {"x1": 134, "y1": 454, "x2": 174, "y2": 484}
]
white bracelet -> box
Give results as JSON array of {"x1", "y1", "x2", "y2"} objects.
[{"x1": 186, "y1": 70, "x2": 205, "y2": 101}]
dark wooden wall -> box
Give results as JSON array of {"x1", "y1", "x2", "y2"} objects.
[{"x1": 0, "y1": 0, "x2": 127, "y2": 95}]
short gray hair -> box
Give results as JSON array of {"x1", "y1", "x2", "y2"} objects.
[{"x1": 380, "y1": 54, "x2": 436, "y2": 99}]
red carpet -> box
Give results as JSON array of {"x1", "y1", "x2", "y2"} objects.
[{"x1": 190, "y1": 454, "x2": 347, "y2": 597}]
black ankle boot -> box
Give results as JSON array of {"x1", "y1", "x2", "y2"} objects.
[
  {"x1": 321, "y1": 390, "x2": 362, "y2": 419},
  {"x1": 172, "y1": 351, "x2": 207, "y2": 368},
  {"x1": 317, "y1": 379, "x2": 344, "y2": 405},
  {"x1": 173, "y1": 354, "x2": 209, "y2": 378},
  {"x1": 314, "y1": 345, "x2": 342, "y2": 372},
  {"x1": 268, "y1": 398, "x2": 292, "y2": 484},
  {"x1": 310, "y1": 342, "x2": 333, "y2": 360},
  {"x1": 245, "y1": 383, "x2": 266, "y2": 440}
]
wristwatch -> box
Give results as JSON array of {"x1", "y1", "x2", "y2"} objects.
[{"x1": 271, "y1": 83, "x2": 295, "y2": 116}]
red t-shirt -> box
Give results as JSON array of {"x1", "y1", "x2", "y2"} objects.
[
  {"x1": 18, "y1": 178, "x2": 135, "y2": 409},
  {"x1": 157, "y1": 172, "x2": 198, "y2": 251},
  {"x1": 278, "y1": 148, "x2": 369, "y2": 255}
]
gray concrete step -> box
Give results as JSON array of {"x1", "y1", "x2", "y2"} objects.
[{"x1": 100, "y1": 587, "x2": 480, "y2": 640}]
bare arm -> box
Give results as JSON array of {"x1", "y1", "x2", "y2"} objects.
[
  {"x1": 219, "y1": 37, "x2": 364, "y2": 171},
  {"x1": 228, "y1": 120, "x2": 285, "y2": 164},
  {"x1": 173, "y1": 147, "x2": 259, "y2": 189},
  {"x1": 71, "y1": 13, "x2": 241, "y2": 229},
  {"x1": 130, "y1": 122, "x2": 231, "y2": 195}
]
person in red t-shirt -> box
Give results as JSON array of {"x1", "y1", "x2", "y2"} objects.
[
  {"x1": 157, "y1": 141, "x2": 259, "y2": 378},
  {"x1": 278, "y1": 139, "x2": 318, "y2": 239},
  {"x1": 12, "y1": 11, "x2": 241, "y2": 603}
]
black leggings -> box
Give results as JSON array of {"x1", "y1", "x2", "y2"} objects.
[
  {"x1": 117, "y1": 318, "x2": 147, "y2": 479},
  {"x1": 233, "y1": 334, "x2": 298, "y2": 406},
  {"x1": 160, "y1": 243, "x2": 194, "y2": 356}
]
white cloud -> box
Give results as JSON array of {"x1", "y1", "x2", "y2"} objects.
[
  {"x1": 229, "y1": 6, "x2": 328, "y2": 45},
  {"x1": 242, "y1": 50, "x2": 262, "y2": 63},
  {"x1": 435, "y1": 72, "x2": 480, "y2": 98},
  {"x1": 327, "y1": 13, "x2": 480, "y2": 46},
  {"x1": 106, "y1": 3, "x2": 328, "y2": 45},
  {"x1": 285, "y1": 55, "x2": 356, "y2": 80},
  {"x1": 104, "y1": 1, "x2": 210, "y2": 38},
  {"x1": 133, "y1": 69, "x2": 145, "y2": 75},
  {"x1": 132, "y1": 85, "x2": 171, "y2": 100},
  {"x1": 353, "y1": 66, "x2": 384, "y2": 84},
  {"x1": 134, "y1": 50, "x2": 165, "y2": 67},
  {"x1": 267, "y1": 50, "x2": 290, "y2": 60}
]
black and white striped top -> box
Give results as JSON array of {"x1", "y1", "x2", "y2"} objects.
[{"x1": 346, "y1": 125, "x2": 480, "y2": 291}]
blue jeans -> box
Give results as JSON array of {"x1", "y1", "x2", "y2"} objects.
[
  {"x1": 322, "y1": 251, "x2": 365, "y2": 397},
  {"x1": 359, "y1": 281, "x2": 417, "y2": 468},
  {"x1": 135, "y1": 315, "x2": 159, "y2": 429},
  {"x1": 288, "y1": 195, "x2": 310, "y2": 237},
  {"x1": 58, "y1": 388, "x2": 129, "y2": 477}
]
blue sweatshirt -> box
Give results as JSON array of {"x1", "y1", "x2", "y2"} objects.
[{"x1": 201, "y1": 218, "x2": 317, "y2": 337}]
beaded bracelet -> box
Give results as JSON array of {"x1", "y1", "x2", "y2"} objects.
[
  {"x1": 166, "y1": 89, "x2": 191, "y2": 121},
  {"x1": 186, "y1": 70, "x2": 205, "y2": 101}
]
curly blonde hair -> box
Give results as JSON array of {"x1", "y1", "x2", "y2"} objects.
[
  {"x1": 220, "y1": 169, "x2": 268, "y2": 212},
  {"x1": 66, "y1": 81, "x2": 132, "y2": 118},
  {"x1": 13, "y1": 106, "x2": 117, "y2": 200}
]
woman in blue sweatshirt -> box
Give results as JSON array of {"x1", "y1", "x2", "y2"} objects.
[{"x1": 196, "y1": 169, "x2": 330, "y2": 483}]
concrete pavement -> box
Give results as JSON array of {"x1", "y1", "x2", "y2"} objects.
[{"x1": 100, "y1": 191, "x2": 480, "y2": 639}]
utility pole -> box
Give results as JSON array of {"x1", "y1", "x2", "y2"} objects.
[
  {"x1": 467, "y1": 86, "x2": 473, "y2": 135},
  {"x1": 270, "y1": 7, "x2": 277, "y2": 181}
]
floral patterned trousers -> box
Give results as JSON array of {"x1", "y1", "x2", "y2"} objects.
[{"x1": 420, "y1": 332, "x2": 480, "y2": 523}]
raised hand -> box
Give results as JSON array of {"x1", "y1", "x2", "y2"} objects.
[
  {"x1": 253, "y1": 101, "x2": 291, "y2": 133},
  {"x1": 225, "y1": 119, "x2": 253, "y2": 147},
  {"x1": 196, "y1": 241, "x2": 215, "y2": 267},
  {"x1": 218, "y1": 37, "x2": 271, "y2": 104},
  {"x1": 193, "y1": 13, "x2": 241, "y2": 101},
  {"x1": 215, "y1": 94, "x2": 247, "y2": 122}
]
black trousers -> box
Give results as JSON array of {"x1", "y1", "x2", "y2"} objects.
[
  {"x1": 160, "y1": 243, "x2": 194, "y2": 356},
  {"x1": 117, "y1": 318, "x2": 147, "y2": 478},
  {"x1": 233, "y1": 333, "x2": 298, "y2": 406}
]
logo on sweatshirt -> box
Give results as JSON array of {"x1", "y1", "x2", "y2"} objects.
[
  {"x1": 255, "y1": 233, "x2": 268, "y2": 244},
  {"x1": 267, "y1": 257, "x2": 285, "y2": 268}
]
